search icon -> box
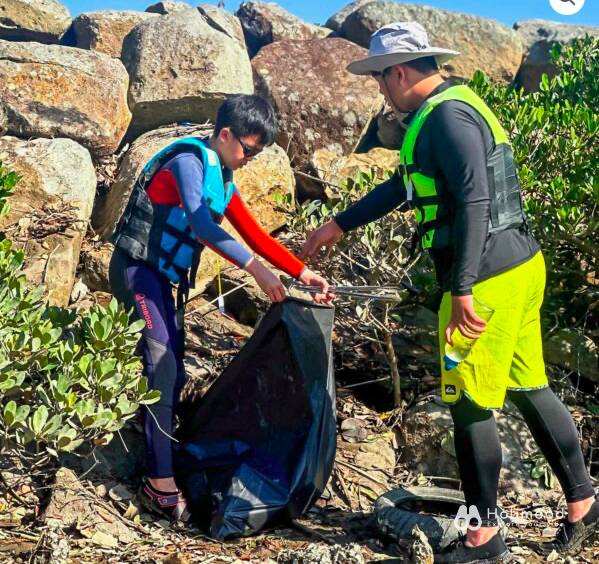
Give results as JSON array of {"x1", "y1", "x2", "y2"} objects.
[{"x1": 550, "y1": 0, "x2": 584, "y2": 14}]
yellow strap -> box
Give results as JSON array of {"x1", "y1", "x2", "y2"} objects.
[
  {"x1": 216, "y1": 256, "x2": 223, "y2": 295},
  {"x1": 216, "y1": 256, "x2": 225, "y2": 312}
]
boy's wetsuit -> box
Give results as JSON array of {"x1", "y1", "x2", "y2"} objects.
[
  {"x1": 110, "y1": 151, "x2": 304, "y2": 478},
  {"x1": 332, "y1": 80, "x2": 594, "y2": 524}
]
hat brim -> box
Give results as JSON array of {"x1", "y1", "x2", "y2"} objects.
[{"x1": 347, "y1": 48, "x2": 459, "y2": 75}]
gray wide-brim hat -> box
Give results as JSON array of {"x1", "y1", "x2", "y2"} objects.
[{"x1": 347, "y1": 21, "x2": 459, "y2": 75}]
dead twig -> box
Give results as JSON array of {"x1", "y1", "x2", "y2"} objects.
[{"x1": 335, "y1": 459, "x2": 390, "y2": 489}]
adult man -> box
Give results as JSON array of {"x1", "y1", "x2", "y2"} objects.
[
  {"x1": 110, "y1": 95, "x2": 331, "y2": 523},
  {"x1": 301, "y1": 22, "x2": 597, "y2": 563}
]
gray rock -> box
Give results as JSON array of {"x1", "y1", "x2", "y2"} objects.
[
  {"x1": 82, "y1": 243, "x2": 113, "y2": 293},
  {"x1": 0, "y1": 136, "x2": 96, "y2": 307},
  {"x1": 514, "y1": 19, "x2": 599, "y2": 92},
  {"x1": 0, "y1": 0, "x2": 71, "y2": 43},
  {"x1": 236, "y1": 1, "x2": 330, "y2": 58},
  {"x1": 397, "y1": 397, "x2": 561, "y2": 501},
  {"x1": 122, "y1": 8, "x2": 253, "y2": 138},
  {"x1": 61, "y1": 10, "x2": 157, "y2": 59},
  {"x1": 342, "y1": 1, "x2": 524, "y2": 82},
  {"x1": 325, "y1": 0, "x2": 375, "y2": 34},
  {"x1": 198, "y1": 4, "x2": 246, "y2": 49},
  {"x1": 144, "y1": 1, "x2": 191, "y2": 15},
  {"x1": 0, "y1": 40, "x2": 131, "y2": 157},
  {"x1": 252, "y1": 37, "x2": 383, "y2": 175}
]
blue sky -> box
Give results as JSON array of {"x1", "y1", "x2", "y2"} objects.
[{"x1": 63, "y1": 0, "x2": 599, "y2": 27}]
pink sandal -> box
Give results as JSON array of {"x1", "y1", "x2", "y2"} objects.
[{"x1": 138, "y1": 477, "x2": 191, "y2": 523}]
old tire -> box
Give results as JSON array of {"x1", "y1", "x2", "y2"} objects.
[{"x1": 374, "y1": 486, "x2": 508, "y2": 551}]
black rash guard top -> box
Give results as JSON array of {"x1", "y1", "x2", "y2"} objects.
[{"x1": 334, "y1": 80, "x2": 540, "y2": 296}]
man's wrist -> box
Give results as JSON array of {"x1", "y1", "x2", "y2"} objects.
[{"x1": 451, "y1": 289, "x2": 473, "y2": 297}]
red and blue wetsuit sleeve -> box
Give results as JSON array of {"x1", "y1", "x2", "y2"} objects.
[
  {"x1": 224, "y1": 189, "x2": 305, "y2": 279},
  {"x1": 152, "y1": 153, "x2": 253, "y2": 268}
]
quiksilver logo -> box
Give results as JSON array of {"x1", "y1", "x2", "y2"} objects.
[{"x1": 445, "y1": 384, "x2": 457, "y2": 395}]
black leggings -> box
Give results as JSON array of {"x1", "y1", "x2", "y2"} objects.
[{"x1": 451, "y1": 388, "x2": 595, "y2": 526}]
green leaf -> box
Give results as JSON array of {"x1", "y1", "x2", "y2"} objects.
[
  {"x1": 43, "y1": 414, "x2": 63, "y2": 438},
  {"x1": 15, "y1": 405, "x2": 30, "y2": 424},
  {"x1": 3, "y1": 401, "x2": 17, "y2": 426},
  {"x1": 139, "y1": 390, "x2": 161, "y2": 405},
  {"x1": 31, "y1": 405, "x2": 49, "y2": 435},
  {"x1": 56, "y1": 426, "x2": 77, "y2": 450},
  {"x1": 126, "y1": 319, "x2": 146, "y2": 334}
]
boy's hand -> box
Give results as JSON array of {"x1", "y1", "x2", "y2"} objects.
[
  {"x1": 245, "y1": 259, "x2": 286, "y2": 302},
  {"x1": 298, "y1": 268, "x2": 334, "y2": 304},
  {"x1": 300, "y1": 220, "x2": 343, "y2": 261}
]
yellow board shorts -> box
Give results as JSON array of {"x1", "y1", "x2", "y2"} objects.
[{"x1": 438, "y1": 252, "x2": 549, "y2": 409}]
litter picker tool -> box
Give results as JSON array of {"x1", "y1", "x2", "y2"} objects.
[{"x1": 289, "y1": 282, "x2": 404, "y2": 302}]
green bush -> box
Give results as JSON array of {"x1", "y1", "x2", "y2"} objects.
[
  {"x1": 0, "y1": 163, "x2": 160, "y2": 473},
  {"x1": 470, "y1": 36, "x2": 598, "y2": 329}
]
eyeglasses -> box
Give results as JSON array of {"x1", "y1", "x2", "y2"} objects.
[
  {"x1": 236, "y1": 136, "x2": 263, "y2": 159},
  {"x1": 370, "y1": 67, "x2": 391, "y2": 78}
]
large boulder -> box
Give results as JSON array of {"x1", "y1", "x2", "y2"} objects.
[
  {"x1": 514, "y1": 20, "x2": 599, "y2": 92},
  {"x1": 0, "y1": 41, "x2": 131, "y2": 158},
  {"x1": 0, "y1": 136, "x2": 96, "y2": 307},
  {"x1": 92, "y1": 124, "x2": 293, "y2": 292},
  {"x1": 61, "y1": 11, "x2": 157, "y2": 59},
  {"x1": 122, "y1": 8, "x2": 254, "y2": 138},
  {"x1": 198, "y1": 4, "x2": 246, "y2": 49},
  {"x1": 0, "y1": 0, "x2": 71, "y2": 43},
  {"x1": 397, "y1": 397, "x2": 561, "y2": 502},
  {"x1": 236, "y1": 1, "x2": 330, "y2": 58},
  {"x1": 253, "y1": 37, "x2": 383, "y2": 189},
  {"x1": 325, "y1": 0, "x2": 374, "y2": 34},
  {"x1": 145, "y1": 1, "x2": 191, "y2": 15},
  {"x1": 342, "y1": 2, "x2": 524, "y2": 82}
]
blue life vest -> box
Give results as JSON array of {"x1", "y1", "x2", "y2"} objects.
[{"x1": 111, "y1": 137, "x2": 235, "y2": 286}]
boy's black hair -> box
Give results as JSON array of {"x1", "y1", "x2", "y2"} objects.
[
  {"x1": 403, "y1": 56, "x2": 439, "y2": 74},
  {"x1": 214, "y1": 94, "x2": 278, "y2": 146}
]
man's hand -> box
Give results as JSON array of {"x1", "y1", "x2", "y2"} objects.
[
  {"x1": 245, "y1": 258, "x2": 286, "y2": 302},
  {"x1": 445, "y1": 294, "x2": 487, "y2": 346},
  {"x1": 298, "y1": 268, "x2": 335, "y2": 304},
  {"x1": 300, "y1": 220, "x2": 343, "y2": 261}
]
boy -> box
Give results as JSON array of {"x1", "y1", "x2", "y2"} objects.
[{"x1": 110, "y1": 95, "x2": 331, "y2": 522}]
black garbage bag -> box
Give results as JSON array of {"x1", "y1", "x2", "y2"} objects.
[{"x1": 174, "y1": 298, "x2": 336, "y2": 540}]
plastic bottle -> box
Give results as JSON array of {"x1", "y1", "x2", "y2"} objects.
[{"x1": 443, "y1": 297, "x2": 494, "y2": 371}]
